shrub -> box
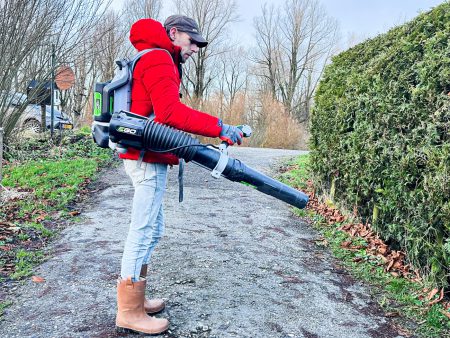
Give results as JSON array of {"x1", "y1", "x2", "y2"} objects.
[
  {"x1": 249, "y1": 93, "x2": 303, "y2": 149},
  {"x1": 198, "y1": 92, "x2": 305, "y2": 149},
  {"x1": 310, "y1": 3, "x2": 450, "y2": 285}
]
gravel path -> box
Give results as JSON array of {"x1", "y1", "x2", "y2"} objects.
[{"x1": 0, "y1": 147, "x2": 404, "y2": 338}]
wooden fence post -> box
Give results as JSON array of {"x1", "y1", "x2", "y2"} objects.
[{"x1": 330, "y1": 176, "x2": 336, "y2": 201}]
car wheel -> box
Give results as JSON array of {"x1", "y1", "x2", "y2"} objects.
[{"x1": 22, "y1": 119, "x2": 42, "y2": 133}]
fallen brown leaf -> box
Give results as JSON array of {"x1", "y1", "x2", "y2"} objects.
[
  {"x1": 428, "y1": 288, "x2": 444, "y2": 306},
  {"x1": 32, "y1": 275, "x2": 45, "y2": 283},
  {"x1": 440, "y1": 310, "x2": 450, "y2": 320},
  {"x1": 393, "y1": 261, "x2": 402, "y2": 269},
  {"x1": 348, "y1": 245, "x2": 364, "y2": 251},
  {"x1": 303, "y1": 183, "x2": 426, "y2": 289},
  {"x1": 386, "y1": 259, "x2": 394, "y2": 271},
  {"x1": 426, "y1": 288, "x2": 439, "y2": 301},
  {"x1": 341, "y1": 241, "x2": 351, "y2": 248},
  {"x1": 359, "y1": 230, "x2": 369, "y2": 237},
  {"x1": 35, "y1": 215, "x2": 46, "y2": 222}
]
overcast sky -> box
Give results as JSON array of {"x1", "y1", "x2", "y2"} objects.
[{"x1": 112, "y1": 0, "x2": 446, "y2": 46}]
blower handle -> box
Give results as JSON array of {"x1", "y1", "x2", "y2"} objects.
[{"x1": 220, "y1": 124, "x2": 252, "y2": 152}]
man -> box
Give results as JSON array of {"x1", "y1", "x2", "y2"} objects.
[{"x1": 115, "y1": 15, "x2": 243, "y2": 335}]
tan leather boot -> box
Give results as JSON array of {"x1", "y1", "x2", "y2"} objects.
[
  {"x1": 140, "y1": 264, "x2": 165, "y2": 314},
  {"x1": 116, "y1": 277, "x2": 169, "y2": 335}
]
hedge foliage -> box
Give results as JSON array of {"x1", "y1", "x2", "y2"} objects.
[{"x1": 310, "y1": 3, "x2": 450, "y2": 285}]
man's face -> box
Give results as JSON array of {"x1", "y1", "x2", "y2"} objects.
[{"x1": 170, "y1": 28, "x2": 200, "y2": 63}]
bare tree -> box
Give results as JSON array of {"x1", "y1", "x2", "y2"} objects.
[
  {"x1": 0, "y1": 1, "x2": 55, "y2": 137},
  {"x1": 61, "y1": 39, "x2": 97, "y2": 126},
  {"x1": 119, "y1": 0, "x2": 163, "y2": 56},
  {"x1": 50, "y1": 1, "x2": 113, "y2": 126},
  {"x1": 56, "y1": 7, "x2": 128, "y2": 126},
  {"x1": 253, "y1": 4, "x2": 281, "y2": 99},
  {"x1": 253, "y1": 0, "x2": 339, "y2": 122},
  {"x1": 76, "y1": 9, "x2": 128, "y2": 125},
  {"x1": 95, "y1": 10, "x2": 128, "y2": 81},
  {"x1": 172, "y1": 0, "x2": 238, "y2": 107},
  {"x1": 219, "y1": 46, "x2": 249, "y2": 107},
  {"x1": 123, "y1": 0, "x2": 163, "y2": 24},
  {"x1": 0, "y1": 0, "x2": 109, "y2": 139}
]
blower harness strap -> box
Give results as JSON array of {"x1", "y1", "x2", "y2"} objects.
[{"x1": 211, "y1": 143, "x2": 229, "y2": 179}]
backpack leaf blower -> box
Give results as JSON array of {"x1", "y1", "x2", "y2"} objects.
[{"x1": 109, "y1": 110, "x2": 309, "y2": 209}]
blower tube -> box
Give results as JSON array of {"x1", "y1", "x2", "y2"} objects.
[{"x1": 109, "y1": 111, "x2": 309, "y2": 209}]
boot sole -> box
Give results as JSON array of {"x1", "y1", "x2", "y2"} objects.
[
  {"x1": 116, "y1": 326, "x2": 168, "y2": 335},
  {"x1": 145, "y1": 307, "x2": 164, "y2": 315}
]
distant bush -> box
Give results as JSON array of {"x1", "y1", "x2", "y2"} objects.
[
  {"x1": 246, "y1": 93, "x2": 304, "y2": 149},
  {"x1": 310, "y1": 3, "x2": 450, "y2": 285},
  {"x1": 200, "y1": 92, "x2": 306, "y2": 149}
]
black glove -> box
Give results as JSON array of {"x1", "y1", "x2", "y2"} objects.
[{"x1": 220, "y1": 124, "x2": 243, "y2": 145}]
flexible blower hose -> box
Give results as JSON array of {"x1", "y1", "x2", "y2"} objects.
[
  {"x1": 109, "y1": 111, "x2": 309, "y2": 209},
  {"x1": 143, "y1": 118, "x2": 200, "y2": 161}
]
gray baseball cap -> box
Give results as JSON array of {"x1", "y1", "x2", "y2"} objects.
[{"x1": 164, "y1": 15, "x2": 208, "y2": 48}]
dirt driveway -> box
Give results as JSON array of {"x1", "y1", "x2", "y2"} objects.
[{"x1": 0, "y1": 147, "x2": 404, "y2": 338}]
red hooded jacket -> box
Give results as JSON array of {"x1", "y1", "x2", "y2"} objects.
[{"x1": 119, "y1": 19, "x2": 222, "y2": 165}]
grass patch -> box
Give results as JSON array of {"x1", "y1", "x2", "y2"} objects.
[
  {"x1": 1, "y1": 130, "x2": 113, "y2": 215},
  {"x1": 2, "y1": 158, "x2": 99, "y2": 208},
  {"x1": 0, "y1": 131, "x2": 114, "y2": 283},
  {"x1": 23, "y1": 222, "x2": 55, "y2": 238},
  {"x1": 0, "y1": 300, "x2": 13, "y2": 317},
  {"x1": 278, "y1": 154, "x2": 309, "y2": 190},
  {"x1": 280, "y1": 153, "x2": 450, "y2": 338},
  {"x1": 10, "y1": 249, "x2": 44, "y2": 279}
]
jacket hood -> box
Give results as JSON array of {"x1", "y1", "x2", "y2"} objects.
[{"x1": 129, "y1": 18, "x2": 180, "y2": 56}]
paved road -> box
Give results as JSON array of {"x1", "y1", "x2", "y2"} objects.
[{"x1": 0, "y1": 147, "x2": 403, "y2": 338}]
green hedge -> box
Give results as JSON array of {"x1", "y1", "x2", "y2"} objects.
[{"x1": 310, "y1": 3, "x2": 450, "y2": 285}]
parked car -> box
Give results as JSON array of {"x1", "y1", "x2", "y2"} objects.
[{"x1": 19, "y1": 104, "x2": 73, "y2": 133}]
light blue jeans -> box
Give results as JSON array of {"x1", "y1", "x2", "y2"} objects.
[{"x1": 121, "y1": 159, "x2": 168, "y2": 281}]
